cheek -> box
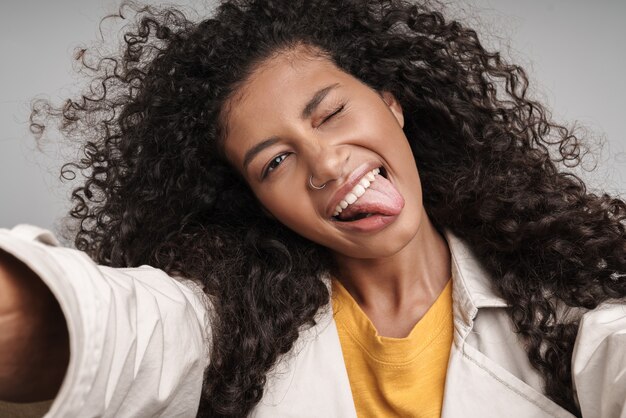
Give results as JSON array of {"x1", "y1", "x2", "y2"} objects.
[{"x1": 257, "y1": 190, "x2": 319, "y2": 231}]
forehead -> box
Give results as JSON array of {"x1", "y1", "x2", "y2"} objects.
[
  {"x1": 222, "y1": 49, "x2": 353, "y2": 160},
  {"x1": 227, "y1": 49, "x2": 348, "y2": 122}
]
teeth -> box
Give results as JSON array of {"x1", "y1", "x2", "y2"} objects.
[{"x1": 333, "y1": 167, "x2": 382, "y2": 218}]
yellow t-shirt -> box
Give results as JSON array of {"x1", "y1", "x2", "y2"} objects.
[{"x1": 331, "y1": 279, "x2": 453, "y2": 418}]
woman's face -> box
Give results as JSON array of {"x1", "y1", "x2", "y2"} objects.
[{"x1": 223, "y1": 48, "x2": 427, "y2": 259}]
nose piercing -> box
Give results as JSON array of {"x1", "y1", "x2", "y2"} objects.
[{"x1": 308, "y1": 175, "x2": 327, "y2": 190}]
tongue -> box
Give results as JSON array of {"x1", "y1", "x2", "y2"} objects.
[{"x1": 337, "y1": 175, "x2": 405, "y2": 221}]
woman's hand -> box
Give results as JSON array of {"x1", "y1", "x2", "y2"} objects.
[{"x1": 0, "y1": 249, "x2": 69, "y2": 402}]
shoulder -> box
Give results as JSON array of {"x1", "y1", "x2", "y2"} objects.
[
  {"x1": 574, "y1": 301, "x2": 626, "y2": 363},
  {"x1": 572, "y1": 301, "x2": 626, "y2": 418}
]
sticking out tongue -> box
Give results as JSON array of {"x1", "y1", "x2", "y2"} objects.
[{"x1": 336, "y1": 174, "x2": 405, "y2": 221}]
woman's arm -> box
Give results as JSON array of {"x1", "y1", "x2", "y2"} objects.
[
  {"x1": 0, "y1": 225, "x2": 211, "y2": 417},
  {"x1": 0, "y1": 249, "x2": 69, "y2": 402}
]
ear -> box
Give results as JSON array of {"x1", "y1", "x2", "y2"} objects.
[{"x1": 381, "y1": 91, "x2": 404, "y2": 128}]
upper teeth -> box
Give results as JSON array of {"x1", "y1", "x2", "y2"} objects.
[{"x1": 333, "y1": 168, "x2": 381, "y2": 217}]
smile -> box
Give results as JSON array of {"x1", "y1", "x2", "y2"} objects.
[
  {"x1": 332, "y1": 167, "x2": 381, "y2": 217},
  {"x1": 325, "y1": 160, "x2": 403, "y2": 230}
]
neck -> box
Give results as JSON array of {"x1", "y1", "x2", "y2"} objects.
[{"x1": 332, "y1": 215, "x2": 451, "y2": 316}]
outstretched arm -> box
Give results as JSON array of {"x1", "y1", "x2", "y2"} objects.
[
  {"x1": 0, "y1": 249, "x2": 69, "y2": 402},
  {"x1": 0, "y1": 225, "x2": 211, "y2": 417}
]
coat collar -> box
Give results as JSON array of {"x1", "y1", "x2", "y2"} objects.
[
  {"x1": 317, "y1": 230, "x2": 508, "y2": 325},
  {"x1": 255, "y1": 230, "x2": 508, "y2": 416},
  {"x1": 444, "y1": 229, "x2": 508, "y2": 331},
  {"x1": 317, "y1": 230, "x2": 507, "y2": 328}
]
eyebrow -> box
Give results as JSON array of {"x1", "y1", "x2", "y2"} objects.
[
  {"x1": 242, "y1": 82, "x2": 341, "y2": 171},
  {"x1": 300, "y1": 82, "x2": 340, "y2": 120},
  {"x1": 242, "y1": 136, "x2": 281, "y2": 171}
]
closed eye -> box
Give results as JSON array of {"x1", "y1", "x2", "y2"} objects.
[
  {"x1": 321, "y1": 104, "x2": 345, "y2": 124},
  {"x1": 262, "y1": 153, "x2": 289, "y2": 179}
]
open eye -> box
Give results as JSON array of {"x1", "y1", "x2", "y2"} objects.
[{"x1": 262, "y1": 153, "x2": 289, "y2": 178}]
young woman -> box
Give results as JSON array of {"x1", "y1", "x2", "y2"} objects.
[{"x1": 1, "y1": 0, "x2": 625, "y2": 417}]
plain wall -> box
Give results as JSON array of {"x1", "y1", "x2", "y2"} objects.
[{"x1": 1, "y1": 0, "x2": 624, "y2": 237}]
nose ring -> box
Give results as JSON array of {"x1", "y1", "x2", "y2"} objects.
[{"x1": 308, "y1": 175, "x2": 327, "y2": 190}]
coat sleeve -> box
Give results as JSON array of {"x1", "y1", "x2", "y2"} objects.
[
  {"x1": 572, "y1": 302, "x2": 626, "y2": 418},
  {"x1": 0, "y1": 224, "x2": 212, "y2": 418}
]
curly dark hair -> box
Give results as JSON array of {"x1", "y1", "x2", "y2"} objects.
[{"x1": 30, "y1": 0, "x2": 626, "y2": 416}]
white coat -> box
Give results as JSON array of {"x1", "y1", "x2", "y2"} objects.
[{"x1": 0, "y1": 224, "x2": 624, "y2": 417}]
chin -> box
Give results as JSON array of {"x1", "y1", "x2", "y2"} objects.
[{"x1": 337, "y1": 218, "x2": 422, "y2": 259}]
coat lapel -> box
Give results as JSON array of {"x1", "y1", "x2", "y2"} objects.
[{"x1": 251, "y1": 291, "x2": 357, "y2": 417}]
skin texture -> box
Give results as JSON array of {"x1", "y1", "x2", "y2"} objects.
[
  {"x1": 224, "y1": 50, "x2": 451, "y2": 337},
  {"x1": 0, "y1": 250, "x2": 69, "y2": 402}
]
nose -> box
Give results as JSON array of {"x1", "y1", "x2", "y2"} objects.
[{"x1": 306, "y1": 140, "x2": 350, "y2": 189}]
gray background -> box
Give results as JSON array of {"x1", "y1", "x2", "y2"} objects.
[{"x1": 1, "y1": 0, "x2": 625, "y2": 238}]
